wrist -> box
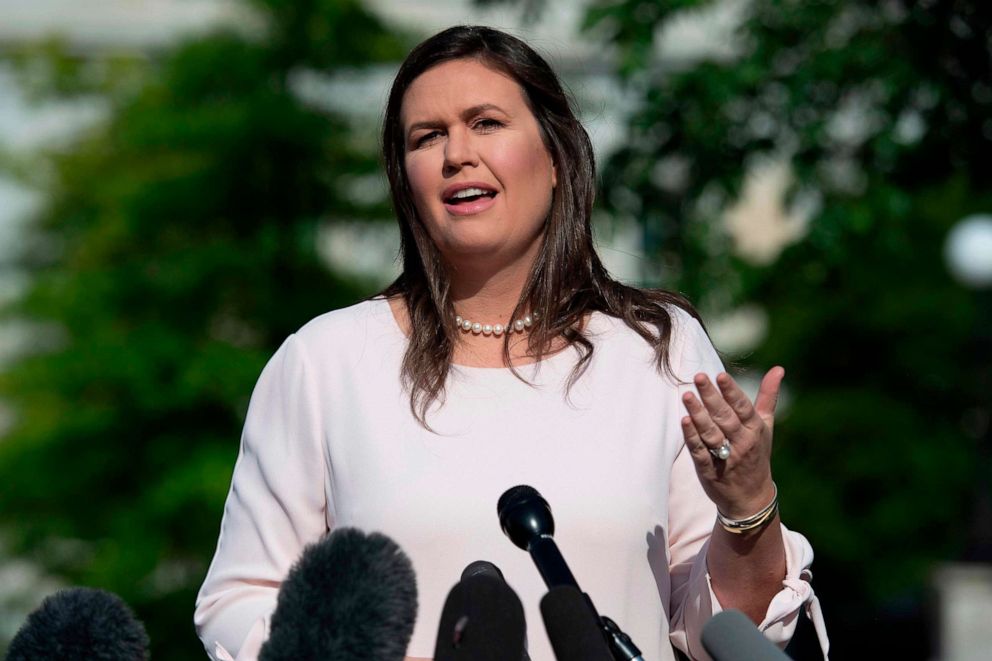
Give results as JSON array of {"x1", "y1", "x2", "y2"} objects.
[
  {"x1": 717, "y1": 482, "x2": 779, "y2": 535},
  {"x1": 717, "y1": 479, "x2": 777, "y2": 520}
]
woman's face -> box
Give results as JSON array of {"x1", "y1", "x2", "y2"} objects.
[{"x1": 400, "y1": 58, "x2": 557, "y2": 270}]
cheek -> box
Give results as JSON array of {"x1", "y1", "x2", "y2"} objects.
[
  {"x1": 403, "y1": 156, "x2": 448, "y2": 245},
  {"x1": 519, "y1": 146, "x2": 555, "y2": 210},
  {"x1": 404, "y1": 155, "x2": 435, "y2": 211},
  {"x1": 493, "y1": 140, "x2": 555, "y2": 202}
]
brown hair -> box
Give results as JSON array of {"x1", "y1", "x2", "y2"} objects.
[{"x1": 379, "y1": 25, "x2": 699, "y2": 424}]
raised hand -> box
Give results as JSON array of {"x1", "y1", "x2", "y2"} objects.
[{"x1": 679, "y1": 367, "x2": 784, "y2": 520}]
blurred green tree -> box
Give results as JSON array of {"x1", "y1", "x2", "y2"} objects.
[
  {"x1": 0, "y1": 1, "x2": 403, "y2": 658},
  {"x1": 581, "y1": 0, "x2": 991, "y2": 656}
]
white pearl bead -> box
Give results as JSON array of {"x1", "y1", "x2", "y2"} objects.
[
  {"x1": 471, "y1": 322, "x2": 482, "y2": 334},
  {"x1": 493, "y1": 324, "x2": 503, "y2": 335},
  {"x1": 461, "y1": 319, "x2": 472, "y2": 331},
  {"x1": 514, "y1": 319, "x2": 525, "y2": 331},
  {"x1": 482, "y1": 324, "x2": 493, "y2": 335},
  {"x1": 455, "y1": 315, "x2": 463, "y2": 326},
  {"x1": 523, "y1": 314, "x2": 533, "y2": 327}
]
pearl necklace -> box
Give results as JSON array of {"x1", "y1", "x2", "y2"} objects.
[{"x1": 455, "y1": 312, "x2": 538, "y2": 337}]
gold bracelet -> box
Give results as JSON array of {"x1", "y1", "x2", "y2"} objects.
[{"x1": 717, "y1": 483, "x2": 779, "y2": 534}]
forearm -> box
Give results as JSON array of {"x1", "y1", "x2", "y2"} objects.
[{"x1": 706, "y1": 513, "x2": 786, "y2": 624}]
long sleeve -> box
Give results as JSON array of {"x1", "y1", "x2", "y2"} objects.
[
  {"x1": 665, "y1": 311, "x2": 829, "y2": 659},
  {"x1": 194, "y1": 334, "x2": 329, "y2": 661}
]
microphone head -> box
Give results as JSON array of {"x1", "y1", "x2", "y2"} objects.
[
  {"x1": 497, "y1": 485, "x2": 554, "y2": 551},
  {"x1": 701, "y1": 609, "x2": 791, "y2": 661},
  {"x1": 259, "y1": 528, "x2": 417, "y2": 661},
  {"x1": 433, "y1": 573, "x2": 526, "y2": 661},
  {"x1": 460, "y1": 560, "x2": 505, "y2": 582},
  {"x1": 6, "y1": 587, "x2": 150, "y2": 661}
]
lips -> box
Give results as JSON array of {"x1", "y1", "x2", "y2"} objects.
[{"x1": 442, "y1": 181, "x2": 499, "y2": 216}]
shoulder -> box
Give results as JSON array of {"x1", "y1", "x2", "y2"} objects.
[
  {"x1": 665, "y1": 304, "x2": 709, "y2": 350},
  {"x1": 585, "y1": 303, "x2": 714, "y2": 378},
  {"x1": 293, "y1": 297, "x2": 393, "y2": 346},
  {"x1": 664, "y1": 305, "x2": 722, "y2": 379},
  {"x1": 271, "y1": 298, "x2": 401, "y2": 374},
  {"x1": 588, "y1": 303, "x2": 707, "y2": 350}
]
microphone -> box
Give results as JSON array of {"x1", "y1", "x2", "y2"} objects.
[
  {"x1": 701, "y1": 609, "x2": 791, "y2": 661},
  {"x1": 433, "y1": 561, "x2": 527, "y2": 661},
  {"x1": 6, "y1": 587, "x2": 150, "y2": 661},
  {"x1": 258, "y1": 527, "x2": 417, "y2": 661},
  {"x1": 539, "y1": 586, "x2": 614, "y2": 661},
  {"x1": 498, "y1": 486, "x2": 577, "y2": 589},
  {"x1": 458, "y1": 561, "x2": 531, "y2": 661},
  {"x1": 498, "y1": 485, "x2": 644, "y2": 661},
  {"x1": 460, "y1": 559, "x2": 507, "y2": 582}
]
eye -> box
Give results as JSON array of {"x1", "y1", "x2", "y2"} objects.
[
  {"x1": 473, "y1": 117, "x2": 503, "y2": 132},
  {"x1": 414, "y1": 130, "x2": 442, "y2": 148}
]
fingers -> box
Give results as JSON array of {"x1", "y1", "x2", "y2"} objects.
[
  {"x1": 681, "y1": 390, "x2": 728, "y2": 455},
  {"x1": 689, "y1": 373, "x2": 747, "y2": 442},
  {"x1": 680, "y1": 414, "x2": 711, "y2": 460},
  {"x1": 682, "y1": 368, "x2": 785, "y2": 456},
  {"x1": 715, "y1": 372, "x2": 762, "y2": 432},
  {"x1": 754, "y1": 366, "x2": 785, "y2": 419}
]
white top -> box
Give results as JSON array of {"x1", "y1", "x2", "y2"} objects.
[{"x1": 194, "y1": 298, "x2": 826, "y2": 661}]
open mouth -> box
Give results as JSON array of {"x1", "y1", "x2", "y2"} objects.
[{"x1": 443, "y1": 186, "x2": 498, "y2": 205}]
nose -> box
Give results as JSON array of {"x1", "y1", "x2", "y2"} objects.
[{"x1": 442, "y1": 126, "x2": 478, "y2": 175}]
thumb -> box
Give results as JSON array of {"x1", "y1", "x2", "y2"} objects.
[{"x1": 754, "y1": 366, "x2": 785, "y2": 420}]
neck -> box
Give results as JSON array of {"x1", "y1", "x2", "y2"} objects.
[{"x1": 446, "y1": 251, "x2": 536, "y2": 324}]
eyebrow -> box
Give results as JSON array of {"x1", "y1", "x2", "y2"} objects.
[{"x1": 405, "y1": 103, "x2": 508, "y2": 137}]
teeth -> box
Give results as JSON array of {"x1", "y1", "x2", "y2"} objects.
[{"x1": 450, "y1": 187, "x2": 490, "y2": 200}]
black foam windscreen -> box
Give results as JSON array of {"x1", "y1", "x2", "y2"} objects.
[
  {"x1": 539, "y1": 585, "x2": 613, "y2": 661},
  {"x1": 259, "y1": 527, "x2": 417, "y2": 661},
  {"x1": 701, "y1": 609, "x2": 790, "y2": 661},
  {"x1": 433, "y1": 573, "x2": 526, "y2": 661},
  {"x1": 6, "y1": 587, "x2": 149, "y2": 661}
]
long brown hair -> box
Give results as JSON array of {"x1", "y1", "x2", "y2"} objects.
[{"x1": 380, "y1": 25, "x2": 699, "y2": 424}]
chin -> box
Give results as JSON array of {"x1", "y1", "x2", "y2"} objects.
[{"x1": 440, "y1": 241, "x2": 507, "y2": 262}]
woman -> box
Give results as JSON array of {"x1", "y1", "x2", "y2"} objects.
[{"x1": 195, "y1": 26, "x2": 827, "y2": 661}]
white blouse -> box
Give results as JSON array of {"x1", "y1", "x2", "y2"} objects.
[{"x1": 195, "y1": 298, "x2": 827, "y2": 660}]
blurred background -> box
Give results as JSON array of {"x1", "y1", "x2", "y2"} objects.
[{"x1": 0, "y1": 0, "x2": 990, "y2": 658}]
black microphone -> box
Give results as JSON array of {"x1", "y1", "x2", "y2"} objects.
[
  {"x1": 498, "y1": 485, "x2": 644, "y2": 661},
  {"x1": 458, "y1": 561, "x2": 531, "y2": 661},
  {"x1": 540, "y1": 586, "x2": 614, "y2": 661},
  {"x1": 433, "y1": 561, "x2": 527, "y2": 661},
  {"x1": 498, "y1": 486, "x2": 578, "y2": 589},
  {"x1": 258, "y1": 527, "x2": 417, "y2": 661},
  {"x1": 701, "y1": 609, "x2": 791, "y2": 661},
  {"x1": 461, "y1": 559, "x2": 506, "y2": 582},
  {"x1": 6, "y1": 587, "x2": 149, "y2": 661}
]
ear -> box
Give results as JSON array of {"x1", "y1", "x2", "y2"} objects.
[{"x1": 552, "y1": 162, "x2": 558, "y2": 188}]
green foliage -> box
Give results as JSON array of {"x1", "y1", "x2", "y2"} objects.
[
  {"x1": 584, "y1": 0, "x2": 992, "y2": 652},
  {"x1": 0, "y1": 2, "x2": 404, "y2": 658}
]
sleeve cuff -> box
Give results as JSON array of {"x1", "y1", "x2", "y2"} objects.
[
  {"x1": 700, "y1": 525, "x2": 830, "y2": 658},
  {"x1": 212, "y1": 616, "x2": 268, "y2": 661}
]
